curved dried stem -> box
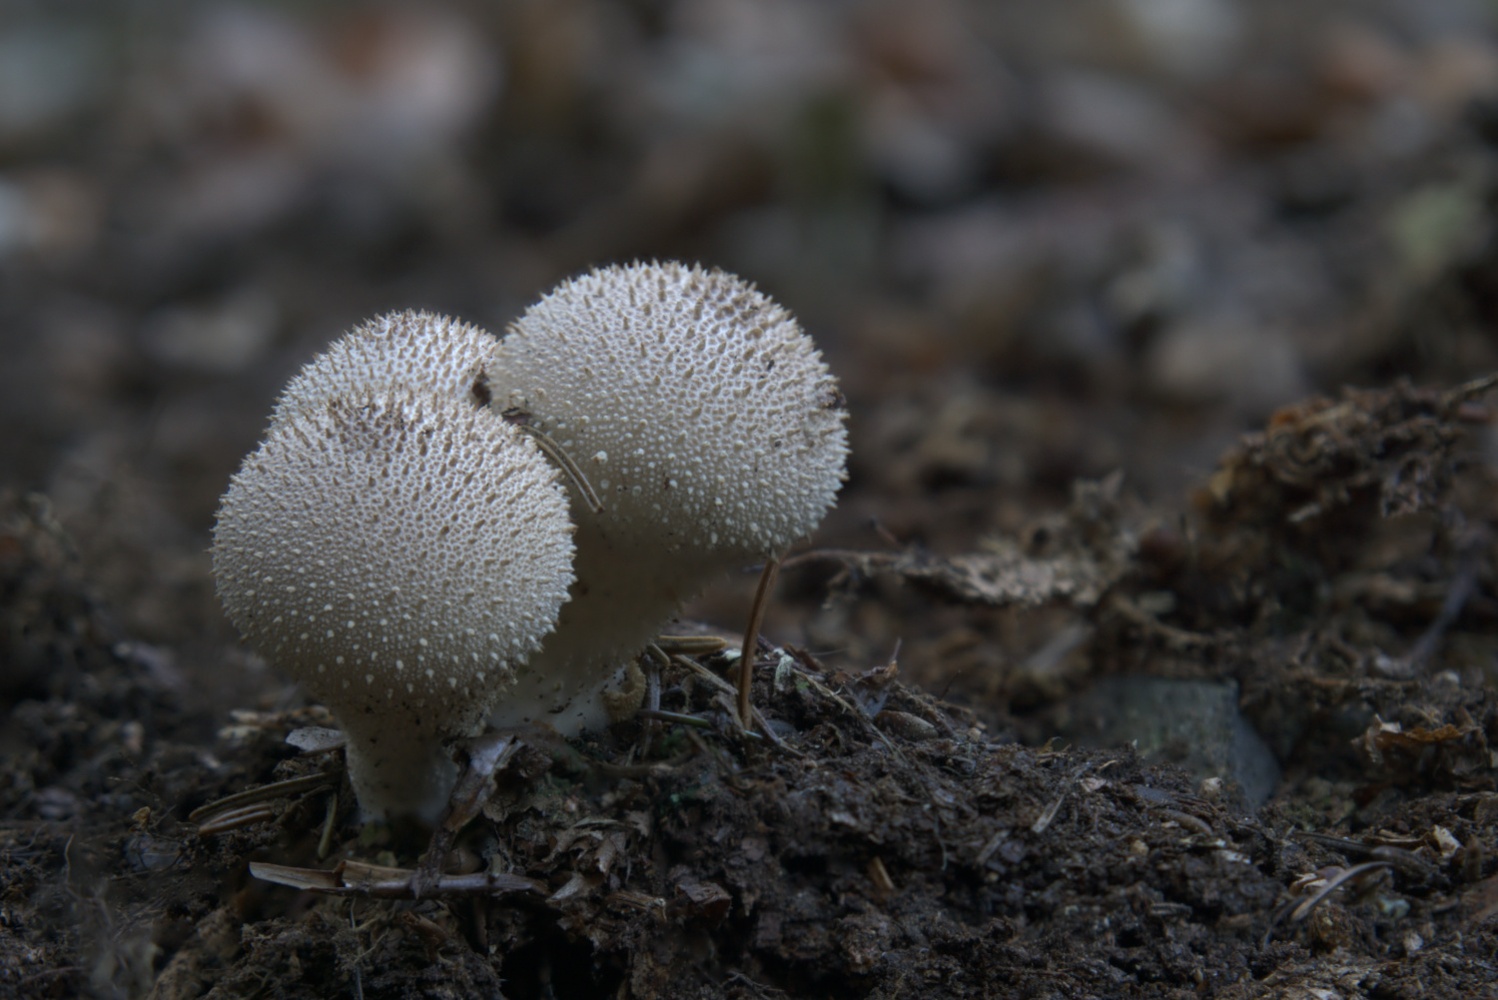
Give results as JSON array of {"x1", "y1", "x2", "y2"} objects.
[
  {"x1": 739, "y1": 555, "x2": 781, "y2": 730},
  {"x1": 504, "y1": 411, "x2": 605, "y2": 515}
]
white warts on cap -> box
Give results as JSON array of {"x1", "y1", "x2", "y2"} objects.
[
  {"x1": 212, "y1": 315, "x2": 575, "y2": 821},
  {"x1": 479, "y1": 262, "x2": 849, "y2": 734}
]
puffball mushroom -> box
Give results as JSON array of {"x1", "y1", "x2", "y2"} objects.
[
  {"x1": 479, "y1": 261, "x2": 849, "y2": 733},
  {"x1": 212, "y1": 377, "x2": 575, "y2": 821}
]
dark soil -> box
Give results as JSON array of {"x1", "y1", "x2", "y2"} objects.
[{"x1": 4, "y1": 3, "x2": 1498, "y2": 998}]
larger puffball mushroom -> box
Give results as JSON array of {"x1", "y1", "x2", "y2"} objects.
[
  {"x1": 479, "y1": 261, "x2": 849, "y2": 733},
  {"x1": 212, "y1": 383, "x2": 575, "y2": 821}
]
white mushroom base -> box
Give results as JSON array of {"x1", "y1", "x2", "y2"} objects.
[{"x1": 340, "y1": 720, "x2": 461, "y2": 824}]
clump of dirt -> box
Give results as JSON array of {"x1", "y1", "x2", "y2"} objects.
[{"x1": 3, "y1": 372, "x2": 1497, "y2": 999}]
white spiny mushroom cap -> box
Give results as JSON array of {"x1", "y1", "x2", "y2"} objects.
[
  {"x1": 270, "y1": 310, "x2": 497, "y2": 427},
  {"x1": 478, "y1": 261, "x2": 848, "y2": 735},
  {"x1": 483, "y1": 261, "x2": 849, "y2": 565},
  {"x1": 212, "y1": 385, "x2": 575, "y2": 820}
]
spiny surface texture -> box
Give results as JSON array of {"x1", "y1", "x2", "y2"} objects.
[
  {"x1": 270, "y1": 311, "x2": 496, "y2": 427},
  {"x1": 212, "y1": 386, "x2": 575, "y2": 817},
  {"x1": 484, "y1": 261, "x2": 848, "y2": 562},
  {"x1": 479, "y1": 261, "x2": 848, "y2": 735}
]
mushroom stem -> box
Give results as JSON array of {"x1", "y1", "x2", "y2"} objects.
[
  {"x1": 339, "y1": 720, "x2": 458, "y2": 824},
  {"x1": 486, "y1": 518, "x2": 694, "y2": 734}
]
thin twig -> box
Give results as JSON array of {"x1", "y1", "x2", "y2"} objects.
[
  {"x1": 783, "y1": 654, "x2": 902, "y2": 758},
  {"x1": 195, "y1": 803, "x2": 281, "y2": 836},
  {"x1": 1262, "y1": 860, "x2": 1395, "y2": 945},
  {"x1": 414, "y1": 734, "x2": 520, "y2": 897},
  {"x1": 349, "y1": 905, "x2": 366, "y2": 1000},
  {"x1": 250, "y1": 859, "x2": 545, "y2": 899},
  {"x1": 1440, "y1": 370, "x2": 1498, "y2": 411},
  {"x1": 778, "y1": 548, "x2": 900, "y2": 572},
  {"x1": 751, "y1": 704, "x2": 799, "y2": 754},
  {"x1": 639, "y1": 708, "x2": 763, "y2": 741},
  {"x1": 670, "y1": 652, "x2": 736, "y2": 695},
  {"x1": 640, "y1": 654, "x2": 663, "y2": 757},
  {"x1": 506, "y1": 418, "x2": 605, "y2": 515},
  {"x1": 655, "y1": 635, "x2": 729, "y2": 655},
  {"x1": 316, "y1": 792, "x2": 338, "y2": 859},
  {"x1": 190, "y1": 770, "x2": 340, "y2": 831},
  {"x1": 739, "y1": 555, "x2": 781, "y2": 729},
  {"x1": 1290, "y1": 861, "x2": 1392, "y2": 922}
]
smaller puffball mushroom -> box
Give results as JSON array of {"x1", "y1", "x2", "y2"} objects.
[
  {"x1": 269, "y1": 310, "x2": 498, "y2": 427},
  {"x1": 212, "y1": 381, "x2": 575, "y2": 821},
  {"x1": 479, "y1": 261, "x2": 849, "y2": 733}
]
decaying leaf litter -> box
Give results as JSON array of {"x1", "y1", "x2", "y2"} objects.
[{"x1": 4, "y1": 372, "x2": 1498, "y2": 998}]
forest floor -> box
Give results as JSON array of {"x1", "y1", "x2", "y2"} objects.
[{"x1": 3, "y1": 3, "x2": 1498, "y2": 998}]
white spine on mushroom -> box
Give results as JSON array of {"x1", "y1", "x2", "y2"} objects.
[
  {"x1": 480, "y1": 261, "x2": 849, "y2": 734},
  {"x1": 212, "y1": 385, "x2": 575, "y2": 821}
]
